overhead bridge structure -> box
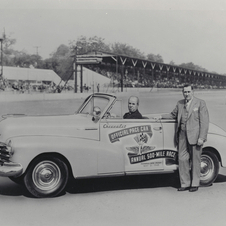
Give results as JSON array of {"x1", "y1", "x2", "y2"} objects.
[{"x1": 73, "y1": 51, "x2": 226, "y2": 92}]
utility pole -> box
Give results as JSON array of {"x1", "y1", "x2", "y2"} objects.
[
  {"x1": 0, "y1": 37, "x2": 3, "y2": 78},
  {"x1": 73, "y1": 46, "x2": 77, "y2": 93},
  {"x1": 34, "y1": 46, "x2": 41, "y2": 55}
]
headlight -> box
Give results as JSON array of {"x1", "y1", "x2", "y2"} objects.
[{"x1": 7, "y1": 140, "x2": 14, "y2": 156}]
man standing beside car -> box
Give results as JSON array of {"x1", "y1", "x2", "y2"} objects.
[{"x1": 155, "y1": 84, "x2": 209, "y2": 192}]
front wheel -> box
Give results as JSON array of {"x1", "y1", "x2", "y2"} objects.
[
  {"x1": 24, "y1": 155, "x2": 69, "y2": 198},
  {"x1": 200, "y1": 150, "x2": 219, "y2": 186}
]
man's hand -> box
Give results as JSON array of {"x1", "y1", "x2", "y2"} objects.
[{"x1": 197, "y1": 138, "x2": 204, "y2": 146}]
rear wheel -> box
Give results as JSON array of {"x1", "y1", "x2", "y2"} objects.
[
  {"x1": 24, "y1": 155, "x2": 69, "y2": 198},
  {"x1": 200, "y1": 150, "x2": 219, "y2": 186}
]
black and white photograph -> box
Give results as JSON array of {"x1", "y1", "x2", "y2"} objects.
[{"x1": 0, "y1": 0, "x2": 226, "y2": 225}]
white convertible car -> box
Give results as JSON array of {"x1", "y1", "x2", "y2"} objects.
[{"x1": 0, "y1": 93, "x2": 225, "y2": 197}]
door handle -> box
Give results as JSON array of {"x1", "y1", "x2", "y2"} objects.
[
  {"x1": 153, "y1": 127, "x2": 162, "y2": 131},
  {"x1": 85, "y1": 128, "x2": 98, "y2": 130}
]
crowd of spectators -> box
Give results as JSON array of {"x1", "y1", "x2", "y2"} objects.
[
  {"x1": 86, "y1": 65, "x2": 225, "y2": 90},
  {"x1": 0, "y1": 79, "x2": 61, "y2": 94},
  {"x1": 0, "y1": 64, "x2": 224, "y2": 94}
]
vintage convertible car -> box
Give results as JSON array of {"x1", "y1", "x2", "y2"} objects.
[{"x1": 0, "y1": 93, "x2": 225, "y2": 197}]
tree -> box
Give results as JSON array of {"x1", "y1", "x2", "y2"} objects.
[
  {"x1": 178, "y1": 62, "x2": 208, "y2": 72},
  {"x1": 1, "y1": 32, "x2": 17, "y2": 66},
  {"x1": 70, "y1": 36, "x2": 146, "y2": 59},
  {"x1": 69, "y1": 36, "x2": 111, "y2": 54},
  {"x1": 169, "y1": 60, "x2": 176, "y2": 65},
  {"x1": 147, "y1": 53, "x2": 164, "y2": 63},
  {"x1": 1, "y1": 32, "x2": 44, "y2": 68},
  {"x1": 12, "y1": 51, "x2": 43, "y2": 68},
  {"x1": 50, "y1": 44, "x2": 73, "y2": 81},
  {"x1": 51, "y1": 44, "x2": 70, "y2": 58},
  {"x1": 111, "y1": 42, "x2": 145, "y2": 59},
  {"x1": 2, "y1": 32, "x2": 16, "y2": 53}
]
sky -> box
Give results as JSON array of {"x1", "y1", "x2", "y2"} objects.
[{"x1": 1, "y1": 0, "x2": 226, "y2": 74}]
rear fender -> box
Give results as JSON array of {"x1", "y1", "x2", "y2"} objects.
[{"x1": 204, "y1": 134, "x2": 226, "y2": 166}]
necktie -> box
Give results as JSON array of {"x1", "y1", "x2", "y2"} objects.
[{"x1": 184, "y1": 100, "x2": 188, "y2": 110}]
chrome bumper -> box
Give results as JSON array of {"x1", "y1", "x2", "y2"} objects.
[{"x1": 0, "y1": 161, "x2": 23, "y2": 177}]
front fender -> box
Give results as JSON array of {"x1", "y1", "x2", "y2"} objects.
[
  {"x1": 204, "y1": 134, "x2": 226, "y2": 166},
  {"x1": 10, "y1": 136, "x2": 99, "y2": 177},
  {"x1": 9, "y1": 135, "x2": 124, "y2": 178}
]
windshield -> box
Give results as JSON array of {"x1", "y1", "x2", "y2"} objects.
[
  {"x1": 103, "y1": 99, "x2": 123, "y2": 119},
  {"x1": 80, "y1": 96, "x2": 110, "y2": 116}
]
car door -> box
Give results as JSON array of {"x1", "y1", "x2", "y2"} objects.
[
  {"x1": 161, "y1": 119, "x2": 178, "y2": 170},
  {"x1": 99, "y1": 118, "x2": 164, "y2": 175}
]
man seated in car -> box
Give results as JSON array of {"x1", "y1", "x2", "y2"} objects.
[{"x1": 123, "y1": 96, "x2": 143, "y2": 119}]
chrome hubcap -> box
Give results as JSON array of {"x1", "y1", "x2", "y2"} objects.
[
  {"x1": 200, "y1": 155, "x2": 214, "y2": 179},
  {"x1": 32, "y1": 161, "x2": 61, "y2": 191}
]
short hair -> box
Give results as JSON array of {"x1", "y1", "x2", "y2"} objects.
[
  {"x1": 129, "y1": 96, "x2": 139, "y2": 105},
  {"x1": 183, "y1": 84, "x2": 193, "y2": 90}
]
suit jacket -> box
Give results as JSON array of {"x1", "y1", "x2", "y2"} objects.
[
  {"x1": 162, "y1": 97, "x2": 209, "y2": 145},
  {"x1": 123, "y1": 110, "x2": 143, "y2": 119}
]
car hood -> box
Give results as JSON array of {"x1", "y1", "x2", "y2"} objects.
[
  {"x1": 208, "y1": 122, "x2": 226, "y2": 137},
  {"x1": 0, "y1": 114, "x2": 99, "y2": 142}
]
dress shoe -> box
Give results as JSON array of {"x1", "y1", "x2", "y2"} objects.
[
  {"x1": 189, "y1": 187, "x2": 198, "y2": 192},
  {"x1": 177, "y1": 187, "x2": 189, "y2": 191}
]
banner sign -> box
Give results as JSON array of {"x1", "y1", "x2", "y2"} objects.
[
  {"x1": 129, "y1": 150, "x2": 177, "y2": 164},
  {"x1": 109, "y1": 125, "x2": 152, "y2": 143}
]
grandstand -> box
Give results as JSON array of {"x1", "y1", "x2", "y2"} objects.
[{"x1": 74, "y1": 51, "x2": 226, "y2": 92}]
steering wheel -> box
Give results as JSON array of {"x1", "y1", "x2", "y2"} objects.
[{"x1": 104, "y1": 111, "x2": 111, "y2": 119}]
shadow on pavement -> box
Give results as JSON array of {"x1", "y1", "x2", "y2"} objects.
[
  {"x1": 0, "y1": 179, "x2": 65, "y2": 198},
  {"x1": 214, "y1": 174, "x2": 226, "y2": 183},
  {"x1": 0, "y1": 180, "x2": 31, "y2": 197},
  {"x1": 0, "y1": 173, "x2": 224, "y2": 197},
  {"x1": 66, "y1": 173, "x2": 180, "y2": 194},
  {"x1": 0, "y1": 174, "x2": 179, "y2": 197}
]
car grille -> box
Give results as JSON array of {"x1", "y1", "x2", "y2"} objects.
[{"x1": 0, "y1": 143, "x2": 11, "y2": 164}]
